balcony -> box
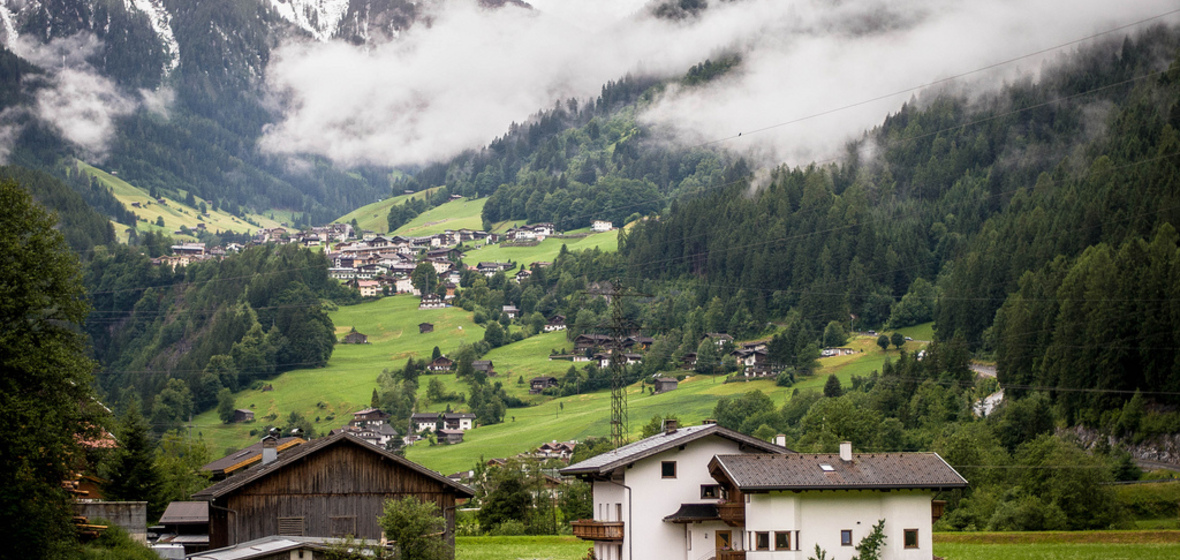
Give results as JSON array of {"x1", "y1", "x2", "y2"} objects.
[
  {"x1": 570, "y1": 520, "x2": 624, "y2": 541},
  {"x1": 717, "y1": 550, "x2": 746, "y2": 560},
  {"x1": 718, "y1": 503, "x2": 745, "y2": 526}
]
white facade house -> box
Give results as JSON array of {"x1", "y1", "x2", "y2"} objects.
[
  {"x1": 705, "y1": 443, "x2": 967, "y2": 559},
  {"x1": 592, "y1": 220, "x2": 614, "y2": 232},
  {"x1": 561, "y1": 429, "x2": 966, "y2": 560},
  {"x1": 560, "y1": 422, "x2": 788, "y2": 560}
]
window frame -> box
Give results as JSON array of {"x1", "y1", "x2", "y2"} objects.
[
  {"x1": 840, "y1": 529, "x2": 853, "y2": 546},
  {"x1": 774, "y1": 531, "x2": 791, "y2": 551},
  {"x1": 700, "y1": 484, "x2": 722, "y2": 499},
  {"x1": 904, "y1": 528, "x2": 919, "y2": 549},
  {"x1": 661, "y1": 460, "x2": 677, "y2": 479},
  {"x1": 755, "y1": 531, "x2": 770, "y2": 551}
]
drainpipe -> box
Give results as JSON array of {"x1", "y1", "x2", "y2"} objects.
[
  {"x1": 207, "y1": 502, "x2": 238, "y2": 546},
  {"x1": 604, "y1": 477, "x2": 633, "y2": 560}
]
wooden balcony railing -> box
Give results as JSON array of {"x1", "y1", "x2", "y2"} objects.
[
  {"x1": 718, "y1": 502, "x2": 745, "y2": 526},
  {"x1": 717, "y1": 550, "x2": 746, "y2": 560},
  {"x1": 570, "y1": 520, "x2": 625, "y2": 541}
]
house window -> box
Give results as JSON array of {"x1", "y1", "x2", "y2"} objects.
[
  {"x1": 662, "y1": 461, "x2": 677, "y2": 478},
  {"x1": 904, "y1": 529, "x2": 919, "y2": 549},
  {"x1": 755, "y1": 532, "x2": 770, "y2": 551},
  {"x1": 701, "y1": 484, "x2": 722, "y2": 499},
  {"x1": 841, "y1": 529, "x2": 853, "y2": 546},
  {"x1": 774, "y1": 531, "x2": 791, "y2": 551}
]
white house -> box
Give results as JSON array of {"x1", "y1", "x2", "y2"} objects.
[
  {"x1": 592, "y1": 220, "x2": 614, "y2": 232},
  {"x1": 559, "y1": 421, "x2": 788, "y2": 560},
  {"x1": 705, "y1": 442, "x2": 967, "y2": 559},
  {"x1": 561, "y1": 426, "x2": 965, "y2": 560}
]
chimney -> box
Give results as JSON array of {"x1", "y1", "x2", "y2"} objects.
[
  {"x1": 262, "y1": 434, "x2": 278, "y2": 465},
  {"x1": 663, "y1": 418, "x2": 679, "y2": 434},
  {"x1": 840, "y1": 441, "x2": 853, "y2": 462},
  {"x1": 775, "y1": 434, "x2": 787, "y2": 448}
]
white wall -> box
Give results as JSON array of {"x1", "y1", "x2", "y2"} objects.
[
  {"x1": 597, "y1": 434, "x2": 752, "y2": 560},
  {"x1": 743, "y1": 490, "x2": 934, "y2": 560}
]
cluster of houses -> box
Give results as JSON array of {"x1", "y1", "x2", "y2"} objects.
[{"x1": 144, "y1": 416, "x2": 962, "y2": 560}]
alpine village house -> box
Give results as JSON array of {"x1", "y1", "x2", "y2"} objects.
[{"x1": 559, "y1": 420, "x2": 966, "y2": 560}]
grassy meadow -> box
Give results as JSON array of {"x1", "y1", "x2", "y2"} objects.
[
  {"x1": 460, "y1": 232, "x2": 620, "y2": 273},
  {"x1": 335, "y1": 187, "x2": 442, "y2": 233},
  {"x1": 79, "y1": 162, "x2": 283, "y2": 239},
  {"x1": 192, "y1": 291, "x2": 921, "y2": 473},
  {"x1": 393, "y1": 198, "x2": 489, "y2": 237},
  {"x1": 452, "y1": 533, "x2": 1180, "y2": 560}
]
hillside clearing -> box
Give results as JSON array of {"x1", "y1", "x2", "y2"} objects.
[{"x1": 335, "y1": 187, "x2": 442, "y2": 233}]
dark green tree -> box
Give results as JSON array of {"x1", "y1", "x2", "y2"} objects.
[
  {"x1": 216, "y1": 388, "x2": 236, "y2": 424},
  {"x1": 890, "y1": 332, "x2": 905, "y2": 350},
  {"x1": 105, "y1": 399, "x2": 164, "y2": 518},
  {"x1": 823, "y1": 375, "x2": 843, "y2": 398},
  {"x1": 0, "y1": 180, "x2": 103, "y2": 559},
  {"x1": 411, "y1": 262, "x2": 439, "y2": 295},
  {"x1": 484, "y1": 321, "x2": 505, "y2": 348},
  {"x1": 379, "y1": 497, "x2": 451, "y2": 560},
  {"x1": 876, "y1": 335, "x2": 890, "y2": 352}
]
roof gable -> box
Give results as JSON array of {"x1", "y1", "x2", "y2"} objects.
[
  {"x1": 560, "y1": 424, "x2": 790, "y2": 477},
  {"x1": 193, "y1": 432, "x2": 473, "y2": 500}
]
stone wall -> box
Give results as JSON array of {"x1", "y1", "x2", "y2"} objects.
[{"x1": 75, "y1": 501, "x2": 148, "y2": 543}]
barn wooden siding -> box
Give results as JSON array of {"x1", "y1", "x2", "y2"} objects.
[{"x1": 209, "y1": 442, "x2": 458, "y2": 550}]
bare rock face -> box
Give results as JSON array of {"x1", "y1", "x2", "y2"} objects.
[{"x1": 1067, "y1": 425, "x2": 1180, "y2": 468}]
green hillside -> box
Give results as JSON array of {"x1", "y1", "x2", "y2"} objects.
[
  {"x1": 335, "y1": 187, "x2": 442, "y2": 233},
  {"x1": 461, "y1": 231, "x2": 619, "y2": 273},
  {"x1": 192, "y1": 290, "x2": 914, "y2": 472},
  {"x1": 79, "y1": 162, "x2": 283, "y2": 238},
  {"x1": 394, "y1": 198, "x2": 489, "y2": 237}
]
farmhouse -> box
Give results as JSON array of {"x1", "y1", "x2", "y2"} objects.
[
  {"x1": 530, "y1": 376, "x2": 559, "y2": 394},
  {"x1": 420, "y1": 293, "x2": 446, "y2": 309},
  {"x1": 231, "y1": 409, "x2": 254, "y2": 423},
  {"x1": 193, "y1": 432, "x2": 474, "y2": 552},
  {"x1": 592, "y1": 220, "x2": 613, "y2": 232},
  {"x1": 559, "y1": 421, "x2": 789, "y2": 560},
  {"x1": 472, "y1": 360, "x2": 495, "y2": 376},
  {"x1": 545, "y1": 314, "x2": 567, "y2": 332},
  {"x1": 702, "y1": 332, "x2": 734, "y2": 347},
  {"x1": 502, "y1": 305, "x2": 520, "y2": 319},
  {"x1": 705, "y1": 442, "x2": 967, "y2": 559},
  {"x1": 411, "y1": 412, "x2": 477, "y2": 433},
  {"x1": 419, "y1": 322, "x2": 434, "y2": 334},
  {"x1": 427, "y1": 356, "x2": 455, "y2": 372}
]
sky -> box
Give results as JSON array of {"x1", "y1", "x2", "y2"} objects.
[{"x1": 258, "y1": 0, "x2": 1180, "y2": 169}]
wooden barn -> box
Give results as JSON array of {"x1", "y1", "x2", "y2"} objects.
[
  {"x1": 341, "y1": 329, "x2": 368, "y2": 344},
  {"x1": 192, "y1": 432, "x2": 474, "y2": 554}
]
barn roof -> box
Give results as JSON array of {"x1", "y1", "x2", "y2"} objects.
[{"x1": 193, "y1": 432, "x2": 474, "y2": 500}]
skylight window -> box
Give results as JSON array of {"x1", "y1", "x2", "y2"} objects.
[{"x1": 820, "y1": 464, "x2": 835, "y2": 472}]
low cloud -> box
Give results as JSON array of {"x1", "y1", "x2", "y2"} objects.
[
  {"x1": 12, "y1": 33, "x2": 138, "y2": 161},
  {"x1": 260, "y1": 0, "x2": 1180, "y2": 168}
]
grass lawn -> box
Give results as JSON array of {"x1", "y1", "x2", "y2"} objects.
[
  {"x1": 191, "y1": 296, "x2": 487, "y2": 455},
  {"x1": 934, "y1": 543, "x2": 1180, "y2": 559},
  {"x1": 79, "y1": 161, "x2": 283, "y2": 238},
  {"x1": 335, "y1": 187, "x2": 442, "y2": 233},
  {"x1": 891, "y1": 321, "x2": 935, "y2": 342},
  {"x1": 456, "y1": 536, "x2": 589, "y2": 560},
  {"x1": 395, "y1": 198, "x2": 488, "y2": 237},
  {"x1": 191, "y1": 298, "x2": 923, "y2": 473},
  {"x1": 461, "y1": 232, "x2": 620, "y2": 273}
]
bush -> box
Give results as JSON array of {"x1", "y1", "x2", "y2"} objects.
[
  {"x1": 80, "y1": 520, "x2": 159, "y2": 560},
  {"x1": 1114, "y1": 481, "x2": 1180, "y2": 518},
  {"x1": 488, "y1": 520, "x2": 528, "y2": 536}
]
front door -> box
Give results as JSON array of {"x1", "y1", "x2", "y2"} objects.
[{"x1": 716, "y1": 530, "x2": 732, "y2": 556}]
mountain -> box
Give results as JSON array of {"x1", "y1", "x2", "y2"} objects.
[{"x1": 0, "y1": 0, "x2": 537, "y2": 224}]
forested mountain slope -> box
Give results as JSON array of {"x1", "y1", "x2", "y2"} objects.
[{"x1": 618, "y1": 26, "x2": 1180, "y2": 423}]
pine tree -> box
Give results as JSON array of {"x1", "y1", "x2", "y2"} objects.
[{"x1": 104, "y1": 399, "x2": 164, "y2": 518}]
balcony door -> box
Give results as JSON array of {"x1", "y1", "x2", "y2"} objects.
[{"x1": 716, "y1": 530, "x2": 732, "y2": 555}]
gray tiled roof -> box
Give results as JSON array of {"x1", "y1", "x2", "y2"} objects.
[
  {"x1": 560, "y1": 424, "x2": 790, "y2": 477},
  {"x1": 710, "y1": 453, "x2": 968, "y2": 491},
  {"x1": 159, "y1": 501, "x2": 208, "y2": 524},
  {"x1": 663, "y1": 503, "x2": 720, "y2": 523}
]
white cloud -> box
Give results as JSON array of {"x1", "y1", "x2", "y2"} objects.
[
  {"x1": 12, "y1": 33, "x2": 139, "y2": 160},
  {"x1": 259, "y1": 0, "x2": 1180, "y2": 168}
]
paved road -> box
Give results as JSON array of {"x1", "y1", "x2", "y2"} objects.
[{"x1": 971, "y1": 363, "x2": 996, "y2": 378}]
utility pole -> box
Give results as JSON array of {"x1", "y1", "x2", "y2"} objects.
[{"x1": 606, "y1": 279, "x2": 651, "y2": 449}]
